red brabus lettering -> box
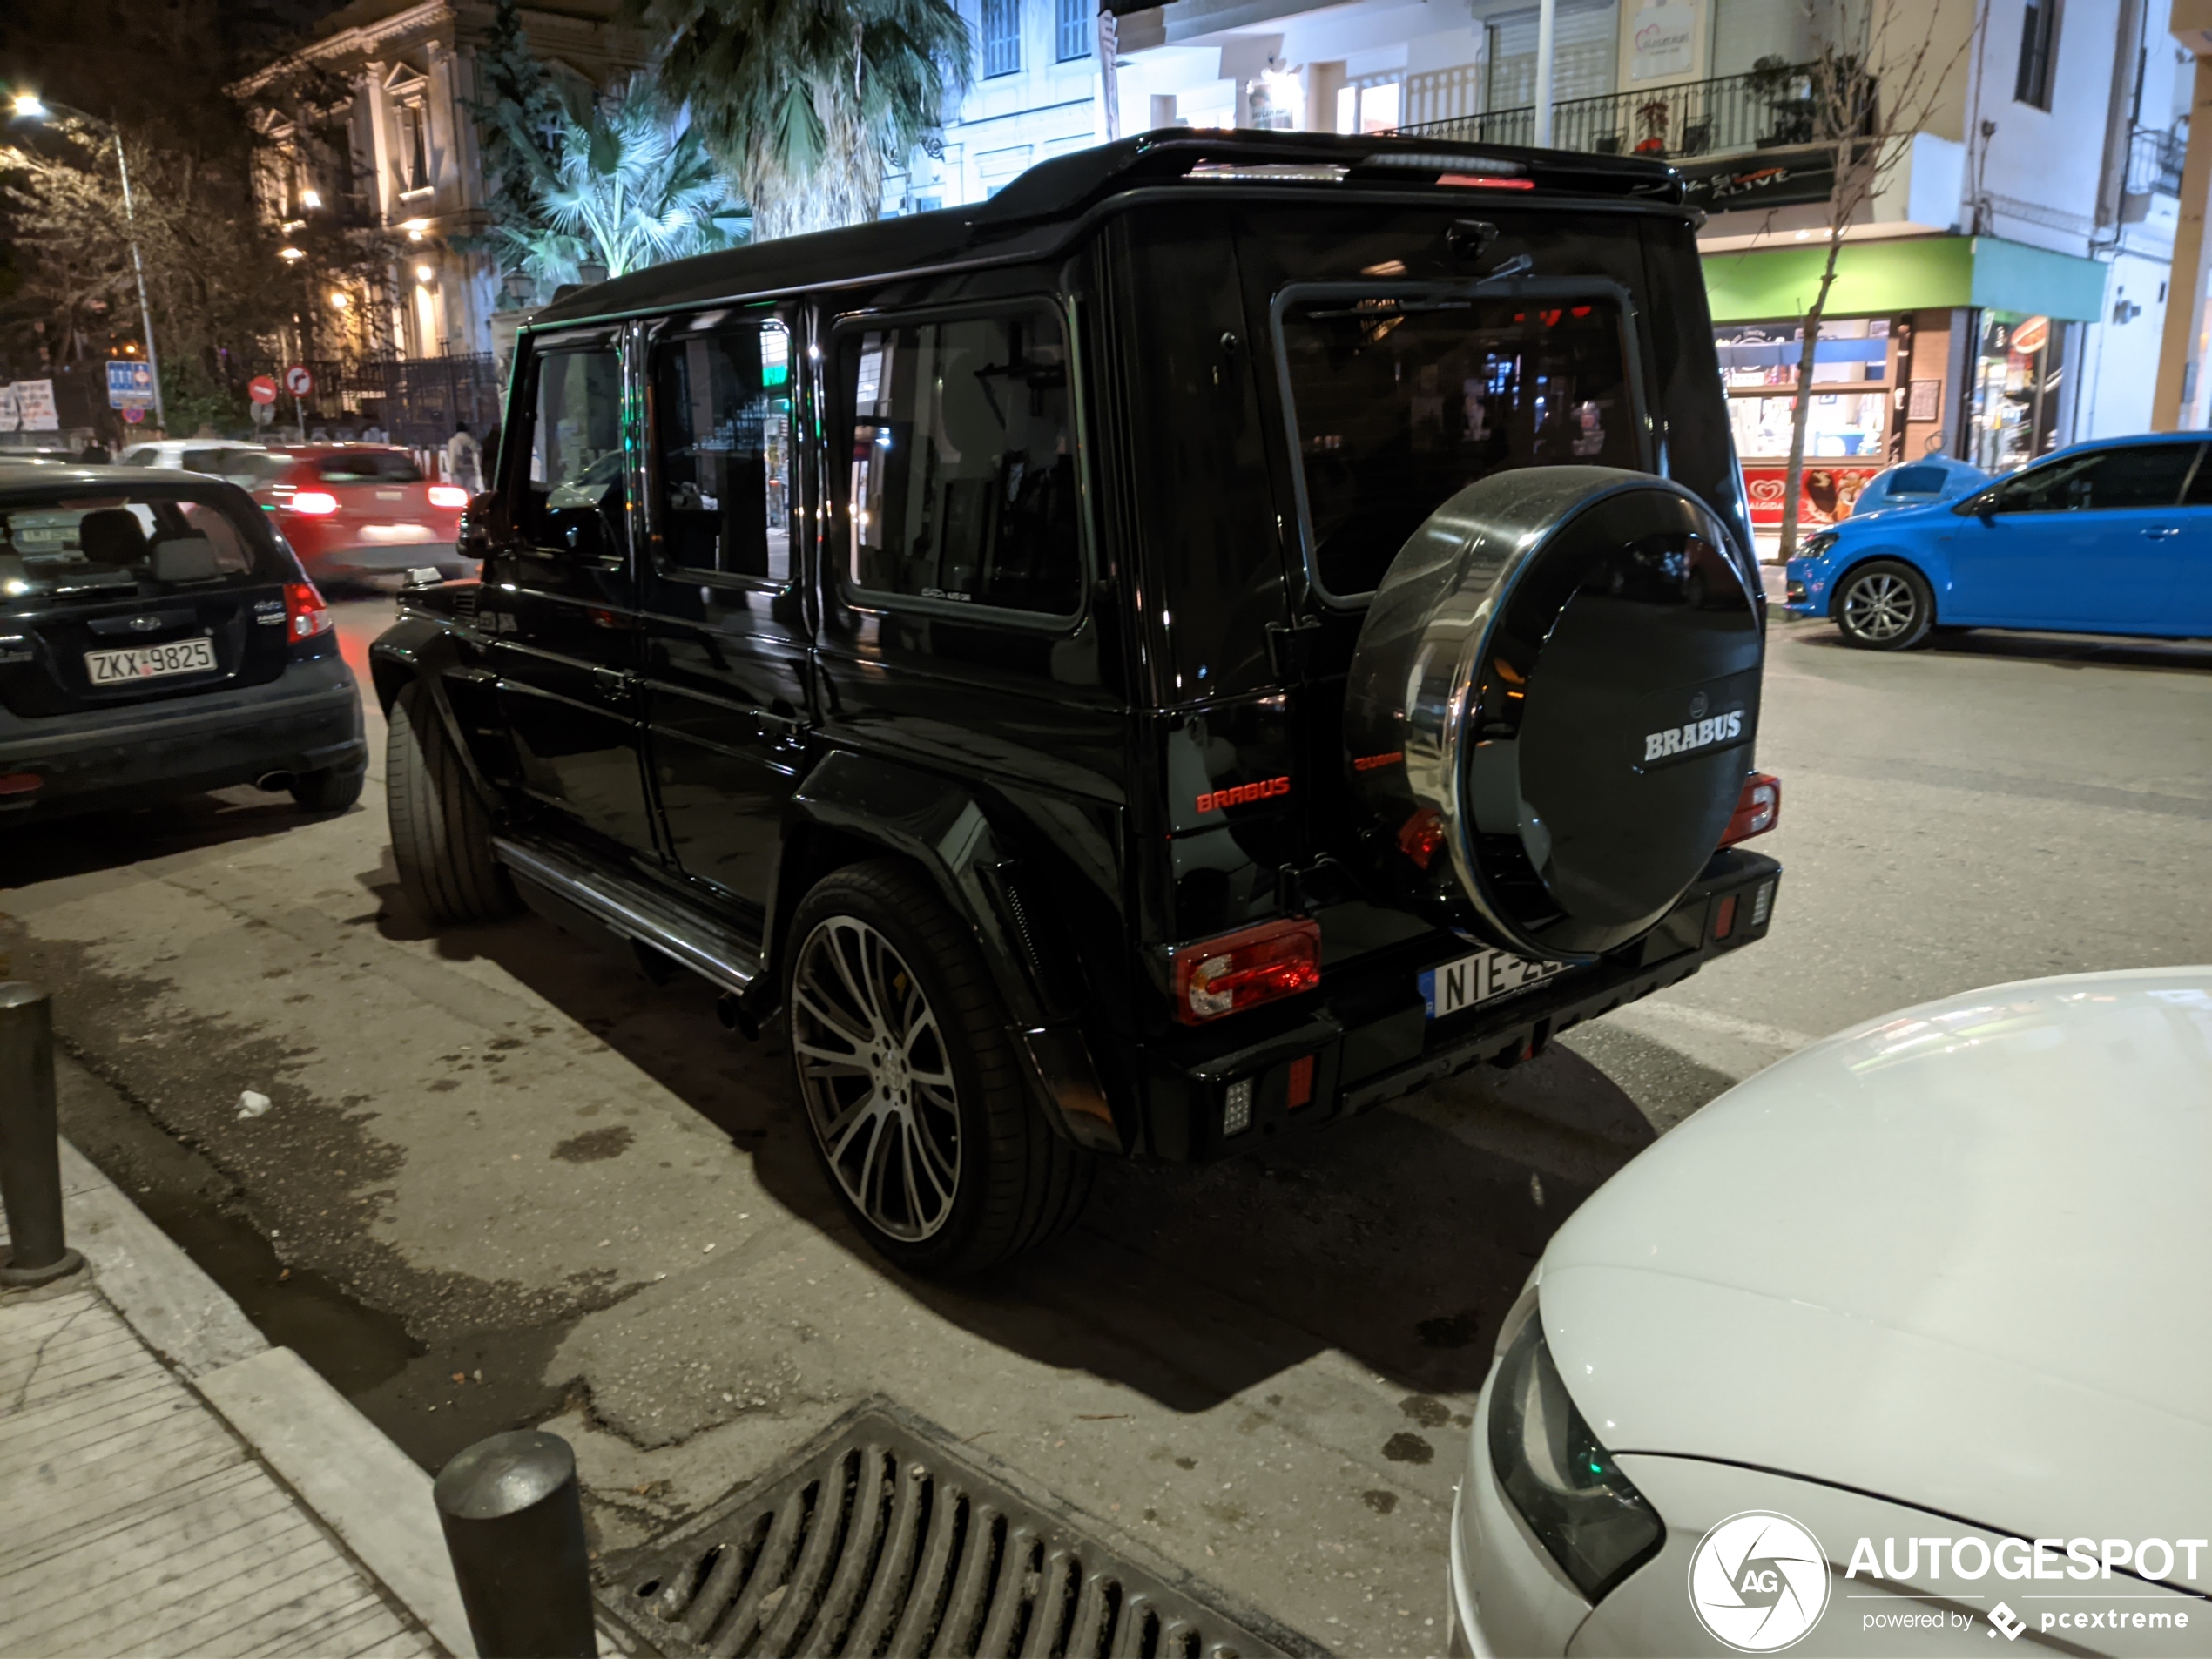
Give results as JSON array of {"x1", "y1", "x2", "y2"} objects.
[{"x1": 1195, "y1": 775, "x2": 1291, "y2": 814}]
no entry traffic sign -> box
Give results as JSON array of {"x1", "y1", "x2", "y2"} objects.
[
  {"x1": 283, "y1": 364, "x2": 314, "y2": 398},
  {"x1": 247, "y1": 374, "x2": 279, "y2": 406}
]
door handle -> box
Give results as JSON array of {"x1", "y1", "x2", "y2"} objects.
[{"x1": 592, "y1": 665, "x2": 638, "y2": 699}]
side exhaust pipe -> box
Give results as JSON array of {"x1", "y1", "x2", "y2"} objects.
[{"x1": 255, "y1": 770, "x2": 297, "y2": 792}]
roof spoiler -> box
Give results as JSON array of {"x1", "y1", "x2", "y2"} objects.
[{"x1": 968, "y1": 127, "x2": 1685, "y2": 232}]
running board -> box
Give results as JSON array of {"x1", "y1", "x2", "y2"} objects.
[{"x1": 493, "y1": 835, "x2": 761, "y2": 995}]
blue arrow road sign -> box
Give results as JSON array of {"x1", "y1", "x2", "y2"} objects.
[{"x1": 106, "y1": 360, "x2": 155, "y2": 409}]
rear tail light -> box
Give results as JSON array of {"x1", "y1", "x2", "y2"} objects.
[
  {"x1": 1713, "y1": 894, "x2": 1738, "y2": 941},
  {"x1": 284, "y1": 581, "x2": 334, "y2": 642},
  {"x1": 288, "y1": 490, "x2": 341, "y2": 516},
  {"x1": 1171, "y1": 918, "x2": 1321, "y2": 1024},
  {"x1": 1719, "y1": 771, "x2": 1781, "y2": 846},
  {"x1": 427, "y1": 484, "x2": 469, "y2": 509}
]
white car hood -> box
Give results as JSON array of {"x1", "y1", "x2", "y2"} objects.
[{"x1": 1540, "y1": 969, "x2": 2212, "y2": 1588}]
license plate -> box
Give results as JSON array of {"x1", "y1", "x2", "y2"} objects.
[
  {"x1": 84, "y1": 637, "x2": 217, "y2": 685},
  {"x1": 1420, "y1": 948, "x2": 1569, "y2": 1020},
  {"x1": 361, "y1": 523, "x2": 435, "y2": 543}
]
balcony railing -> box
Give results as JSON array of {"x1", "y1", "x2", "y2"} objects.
[
  {"x1": 1399, "y1": 60, "x2": 1874, "y2": 164},
  {"x1": 2127, "y1": 126, "x2": 2185, "y2": 199}
]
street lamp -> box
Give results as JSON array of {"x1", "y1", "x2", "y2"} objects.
[{"x1": 10, "y1": 92, "x2": 165, "y2": 430}]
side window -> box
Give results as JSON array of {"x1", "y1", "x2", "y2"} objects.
[
  {"x1": 650, "y1": 315, "x2": 794, "y2": 584},
  {"x1": 518, "y1": 345, "x2": 629, "y2": 559},
  {"x1": 840, "y1": 308, "x2": 1081, "y2": 617},
  {"x1": 1989, "y1": 445, "x2": 2200, "y2": 514}
]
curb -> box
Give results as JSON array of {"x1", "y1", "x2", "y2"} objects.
[{"x1": 37, "y1": 1132, "x2": 475, "y2": 1657}]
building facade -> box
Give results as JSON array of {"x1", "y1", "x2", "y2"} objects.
[
  {"x1": 906, "y1": 0, "x2": 2192, "y2": 540},
  {"x1": 239, "y1": 1, "x2": 646, "y2": 381}
]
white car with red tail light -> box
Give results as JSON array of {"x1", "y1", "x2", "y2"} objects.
[{"x1": 1449, "y1": 968, "x2": 2211, "y2": 1657}]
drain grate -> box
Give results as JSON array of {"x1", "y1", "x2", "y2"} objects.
[{"x1": 597, "y1": 1405, "x2": 1311, "y2": 1659}]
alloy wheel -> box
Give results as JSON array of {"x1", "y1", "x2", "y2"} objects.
[
  {"x1": 1842, "y1": 571, "x2": 1916, "y2": 642},
  {"x1": 789, "y1": 915, "x2": 962, "y2": 1242}
]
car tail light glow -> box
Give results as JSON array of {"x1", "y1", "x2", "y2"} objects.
[
  {"x1": 289, "y1": 490, "x2": 341, "y2": 516},
  {"x1": 284, "y1": 582, "x2": 334, "y2": 642},
  {"x1": 1171, "y1": 918, "x2": 1321, "y2": 1024},
  {"x1": 1719, "y1": 771, "x2": 1781, "y2": 846},
  {"x1": 427, "y1": 484, "x2": 469, "y2": 509}
]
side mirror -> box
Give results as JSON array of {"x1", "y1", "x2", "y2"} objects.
[{"x1": 460, "y1": 491, "x2": 509, "y2": 558}]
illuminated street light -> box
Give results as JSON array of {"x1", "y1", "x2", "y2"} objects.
[
  {"x1": 279, "y1": 246, "x2": 307, "y2": 261},
  {"x1": 301, "y1": 188, "x2": 321, "y2": 209},
  {"x1": 9, "y1": 90, "x2": 165, "y2": 428},
  {"x1": 415, "y1": 263, "x2": 435, "y2": 283},
  {"x1": 329, "y1": 291, "x2": 350, "y2": 309}
]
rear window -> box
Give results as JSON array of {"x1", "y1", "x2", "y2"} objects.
[
  {"x1": 317, "y1": 450, "x2": 421, "y2": 483},
  {"x1": 1277, "y1": 288, "x2": 1640, "y2": 598},
  {"x1": 0, "y1": 487, "x2": 280, "y2": 601}
]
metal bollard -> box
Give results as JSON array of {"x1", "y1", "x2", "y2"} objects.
[
  {"x1": 435, "y1": 1429, "x2": 598, "y2": 1658},
  {"x1": 0, "y1": 981, "x2": 84, "y2": 1288}
]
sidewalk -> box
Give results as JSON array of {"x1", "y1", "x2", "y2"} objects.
[{"x1": 1, "y1": 1136, "x2": 474, "y2": 1659}]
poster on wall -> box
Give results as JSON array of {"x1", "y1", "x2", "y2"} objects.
[
  {"x1": 7, "y1": 381, "x2": 60, "y2": 432},
  {"x1": 1740, "y1": 462, "x2": 1888, "y2": 532},
  {"x1": 1628, "y1": 0, "x2": 1700, "y2": 81}
]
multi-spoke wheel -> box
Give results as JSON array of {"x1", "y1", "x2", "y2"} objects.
[
  {"x1": 790, "y1": 915, "x2": 963, "y2": 1243},
  {"x1": 1833, "y1": 558, "x2": 1935, "y2": 651},
  {"x1": 783, "y1": 860, "x2": 1093, "y2": 1274}
]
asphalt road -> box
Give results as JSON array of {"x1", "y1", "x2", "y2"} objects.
[{"x1": 3, "y1": 597, "x2": 2209, "y2": 1651}]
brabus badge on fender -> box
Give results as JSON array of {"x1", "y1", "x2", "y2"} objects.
[{"x1": 1197, "y1": 775, "x2": 1291, "y2": 813}]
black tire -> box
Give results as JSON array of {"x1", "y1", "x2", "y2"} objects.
[
  {"x1": 385, "y1": 680, "x2": 518, "y2": 924},
  {"x1": 784, "y1": 860, "x2": 1092, "y2": 1275},
  {"x1": 291, "y1": 763, "x2": 365, "y2": 814},
  {"x1": 1833, "y1": 558, "x2": 1935, "y2": 651}
]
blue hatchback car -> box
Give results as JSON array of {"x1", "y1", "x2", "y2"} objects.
[{"x1": 1784, "y1": 433, "x2": 2212, "y2": 649}]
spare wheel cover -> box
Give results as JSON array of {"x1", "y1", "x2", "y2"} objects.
[{"x1": 1342, "y1": 466, "x2": 1763, "y2": 961}]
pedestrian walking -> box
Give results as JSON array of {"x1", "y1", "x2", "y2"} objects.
[{"x1": 446, "y1": 420, "x2": 484, "y2": 496}]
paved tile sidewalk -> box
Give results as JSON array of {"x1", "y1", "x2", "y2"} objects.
[{"x1": 0, "y1": 1285, "x2": 439, "y2": 1659}]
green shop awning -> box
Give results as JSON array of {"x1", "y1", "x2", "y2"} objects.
[{"x1": 1702, "y1": 235, "x2": 2108, "y2": 325}]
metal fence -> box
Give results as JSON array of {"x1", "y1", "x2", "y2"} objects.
[
  {"x1": 2128, "y1": 126, "x2": 2185, "y2": 199},
  {"x1": 1400, "y1": 60, "x2": 1871, "y2": 164},
  {"x1": 247, "y1": 353, "x2": 502, "y2": 448}
]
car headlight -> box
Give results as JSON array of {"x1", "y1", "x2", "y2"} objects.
[
  {"x1": 1802, "y1": 530, "x2": 1839, "y2": 559},
  {"x1": 1488, "y1": 1301, "x2": 1665, "y2": 1603}
]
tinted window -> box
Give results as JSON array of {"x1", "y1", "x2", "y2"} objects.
[
  {"x1": 520, "y1": 346, "x2": 628, "y2": 560},
  {"x1": 1988, "y1": 444, "x2": 2201, "y2": 513},
  {"x1": 318, "y1": 450, "x2": 421, "y2": 483},
  {"x1": 1279, "y1": 290, "x2": 1638, "y2": 597},
  {"x1": 651, "y1": 315, "x2": 793, "y2": 584},
  {"x1": 841, "y1": 309, "x2": 1080, "y2": 616},
  {"x1": 0, "y1": 488, "x2": 274, "y2": 600},
  {"x1": 1885, "y1": 465, "x2": 1947, "y2": 497}
]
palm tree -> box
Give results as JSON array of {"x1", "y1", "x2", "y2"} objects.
[
  {"x1": 492, "y1": 75, "x2": 747, "y2": 287},
  {"x1": 624, "y1": 0, "x2": 971, "y2": 241}
]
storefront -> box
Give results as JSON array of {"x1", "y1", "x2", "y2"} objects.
[{"x1": 1700, "y1": 234, "x2": 2107, "y2": 548}]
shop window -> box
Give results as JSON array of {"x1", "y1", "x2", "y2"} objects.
[
  {"x1": 1969, "y1": 314, "x2": 2066, "y2": 473},
  {"x1": 2015, "y1": 0, "x2": 2060, "y2": 111},
  {"x1": 651, "y1": 315, "x2": 794, "y2": 585},
  {"x1": 981, "y1": 0, "x2": 1021, "y2": 78},
  {"x1": 840, "y1": 307, "x2": 1081, "y2": 617}
]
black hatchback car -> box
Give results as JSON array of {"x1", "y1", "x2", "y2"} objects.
[
  {"x1": 371, "y1": 130, "x2": 1784, "y2": 1274},
  {"x1": 0, "y1": 468, "x2": 366, "y2": 821}
]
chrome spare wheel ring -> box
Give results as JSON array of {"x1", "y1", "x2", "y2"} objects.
[
  {"x1": 1843, "y1": 571, "x2": 1915, "y2": 640},
  {"x1": 790, "y1": 915, "x2": 961, "y2": 1242}
]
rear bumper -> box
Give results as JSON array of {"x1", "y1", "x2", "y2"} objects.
[
  {"x1": 281, "y1": 521, "x2": 469, "y2": 580},
  {"x1": 1117, "y1": 849, "x2": 1783, "y2": 1162},
  {"x1": 0, "y1": 656, "x2": 365, "y2": 819}
]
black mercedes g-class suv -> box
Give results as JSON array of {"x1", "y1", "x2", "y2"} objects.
[{"x1": 370, "y1": 129, "x2": 1782, "y2": 1274}]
